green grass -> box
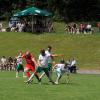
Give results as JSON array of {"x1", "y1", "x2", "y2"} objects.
[
  {"x1": 0, "y1": 71, "x2": 100, "y2": 100},
  {"x1": 0, "y1": 32, "x2": 100, "y2": 69}
]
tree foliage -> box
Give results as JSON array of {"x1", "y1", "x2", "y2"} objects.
[{"x1": 0, "y1": 0, "x2": 100, "y2": 21}]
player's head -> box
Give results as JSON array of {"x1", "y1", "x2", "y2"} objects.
[
  {"x1": 26, "y1": 51, "x2": 31, "y2": 58},
  {"x1": 26, "y1": 51, "x2": 30, "y2": 55},
  {"x1": 60, "y1": 58, "x2": 65, "y2": 64},
  {"x1": 2, "y1": 56, "x2": 5, "y2": 58},
  {"x1": 48, "y1": 45, "x2": 52, "y2": 52},
  {"x1": 40, "y1": 49, "x2": 45, "y2": 56}
]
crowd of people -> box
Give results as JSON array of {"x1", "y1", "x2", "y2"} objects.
[
  {"x1": 7, "y1": 18, "x2": 54, "y2": 33},
  {"x1": 1, "y1": 20, "x2": 100, "y2": 34},
  {"x1": 0, "y1": 56, "x2": 16, "y2": 71},
  {"x1": 65, "y1": 23, "x2": 93, "y2": 34}
]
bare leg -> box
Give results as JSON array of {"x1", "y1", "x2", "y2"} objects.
[{"x1": 39, "y1": 72, "x2": 45, "y2": 79}]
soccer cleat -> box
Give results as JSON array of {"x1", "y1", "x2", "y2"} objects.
[
  {"x1": 16, "y1": 76, "x2": 19, "y2": 78},
  {"x1": 24, "y1": 80, "x2": 31, "y2": 84},
  {"x1": 54, "y1": 81, "x2": 58, "y2": 85}
]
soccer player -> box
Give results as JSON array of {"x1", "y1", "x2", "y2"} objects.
[
  {"x1": 15, "y1": 52, "x2": 26, "y2": 78},
  {"x1": 22, "y1": 51, "x2": 40, "y2": 83},
  {"x1": 53, "y1": 59, "x2": 69, "y2": 84}
]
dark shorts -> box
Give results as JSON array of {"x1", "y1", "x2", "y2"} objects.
[
  {"x1": 36, "y1": 66, "x2": 49, "y2": 73},
  {"x1": 47, "y1": 63, "x2": 52, "y2": 71},
  {"x1": 16, "y1": 64, "x2": 24, "y2": 71}
]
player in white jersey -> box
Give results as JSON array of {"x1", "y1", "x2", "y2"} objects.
[
  {"x1": 53, "y1": 59, "x2": 69, "y2": 84},
  {"x1": 16, "y1": 52, "x2": 26, "y2": 78}
]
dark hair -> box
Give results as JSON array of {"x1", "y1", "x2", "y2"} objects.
[
  {"x1": 40, "y1": 49, "x2": 45, "y2": 56},
  {"x1": 60, "y1": 59, "x2": 65, "y2": 64},
  {"x1": 48, "y1": 45, "x2": 52, "y2": 49}
]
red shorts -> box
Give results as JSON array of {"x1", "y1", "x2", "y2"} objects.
[{"x1": 25, "y1": 63, "x2": 35, "y2": 72}]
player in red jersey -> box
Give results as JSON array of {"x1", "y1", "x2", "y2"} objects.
[{"x1": 22, "y1": 51, "x2": 40, "y2": 82}]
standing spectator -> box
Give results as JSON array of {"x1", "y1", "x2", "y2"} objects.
[
  {"x1": 0, "y1": 22, "x2": 3, "y2": 32},
  {"x1": 97, "y1": 22, "x2": 100, "y2": 32}
]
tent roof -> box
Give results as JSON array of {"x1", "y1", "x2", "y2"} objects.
[{"x1": 13, "y1": 7, "x2": 52, "y2": 17}]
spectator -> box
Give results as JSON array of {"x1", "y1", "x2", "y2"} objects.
[
  {"x1": 86, "y1": 23, "x2": 92, "y2": 34},
  {"x1": 0, "y1": 22, "x2": 3, "y2": 32},
  {"x1": 1, "y1": 56, "x2": 7, "y2": 70},
  {"x1": 97, "y1": 22, "x2": 100, "y2": 32},
  {"x1": 70, "y1": 58, "x2": 77, "y2": 73}
]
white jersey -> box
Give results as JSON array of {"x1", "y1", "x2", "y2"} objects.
[
  {"x1": 45, "y1": 50, "x2": 52, "y2": 63},
  {"x1": 55, "y1": 63, "x2": 65, "y2": 71},
  {"x1": 16, "y1": 56, "x2": 22, "y2": 65},
  {"x1": 38, "y1": 54, "x2": 49, "y2": 68}
]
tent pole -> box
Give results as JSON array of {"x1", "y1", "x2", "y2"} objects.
[{"x1": 32, "y1": 15, "x2": 33, "y2": 33}]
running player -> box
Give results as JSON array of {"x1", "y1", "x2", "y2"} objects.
[
  {"x1": 22, "y1": 51, "x2": 40, "y2": 83},
  {"x1": 15, "y1": 52, "x2": 26, "y2": 78},
  {"x1": 53, "y1": 59, "x2": 69, "y2": 84}
]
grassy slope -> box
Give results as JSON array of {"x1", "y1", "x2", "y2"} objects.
[
  {"x1": 0, "y1": 31, "x2": 100, "y2": 69},
  {"x1": 0, "y1": 71, "x2": 100, "y2": 100}
]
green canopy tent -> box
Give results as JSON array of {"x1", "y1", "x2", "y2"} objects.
[
  {"x1": 13, "y1": 7, "x2": 52, "y2": 33},
  {"x1": 13, "y1": 7, "x2": 52, "y2": 17}
]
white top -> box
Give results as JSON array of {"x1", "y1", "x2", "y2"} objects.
[
  {"x1": 0, "y1": 23, "x2": 2, "y2": 28},
  {"x1": 1, "y1": 58, "x2": 6, "y2": 64},
  {"x1": 87, "y1": 24, "x2": 91, "y2": 29},
  {"x1": 16, "y1": 56, "x2": 22, "y2": 65},
  {"x1": 38, "y1": 54, "x2": 49, "y2": 68},
  {"x1": 45, "y1": 50, "x2": 52, "y2": 63},
  {"x1": 55, "y1": 63, "x2": 65, "y2": 71},
  {"x1": 71, "y1": 60, "x2": 76, "y2": 66}
]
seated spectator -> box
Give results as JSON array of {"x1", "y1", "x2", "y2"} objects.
[
  {"x1": 79, "y1": 23, "x2": 85, "y2": 34},
  {"x1": 97, "y1": 22, "x2": 100, "y2": 32},
  {"x1": 67, "y1": 58, "x2": 77, "y2": 73},
  {"x1": 73, "y1": 23, "x2": 77, "y2": 34},
  {"x1": 7, "y1": 56, "x2": 14, "y2": 71}
]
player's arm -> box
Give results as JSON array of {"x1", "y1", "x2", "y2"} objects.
[
  {"x1": 32, "y1": 57, "x2": 38, "y2": 67},
  {"x1": 51, "y1": 54, "x2": 64, "y2": 57}
]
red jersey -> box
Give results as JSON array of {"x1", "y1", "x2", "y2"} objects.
[{"x1": 23, "y1": 54, "x2": 35, "y2": 66}]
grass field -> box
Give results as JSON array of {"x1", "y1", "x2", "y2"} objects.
[
  {"x1": 0, "y1": 32, "x2": 100, "y2": 69},
  {"x1": 0, "y1": 71, "x2": 100, "y2": 100},
  {"x1": 0, "y1": 25, "x2": 100, "y2": 100}
]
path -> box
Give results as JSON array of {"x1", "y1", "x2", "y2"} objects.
[{"x1": 77, "y1": 69, "x2": 100, "y2": 74}]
